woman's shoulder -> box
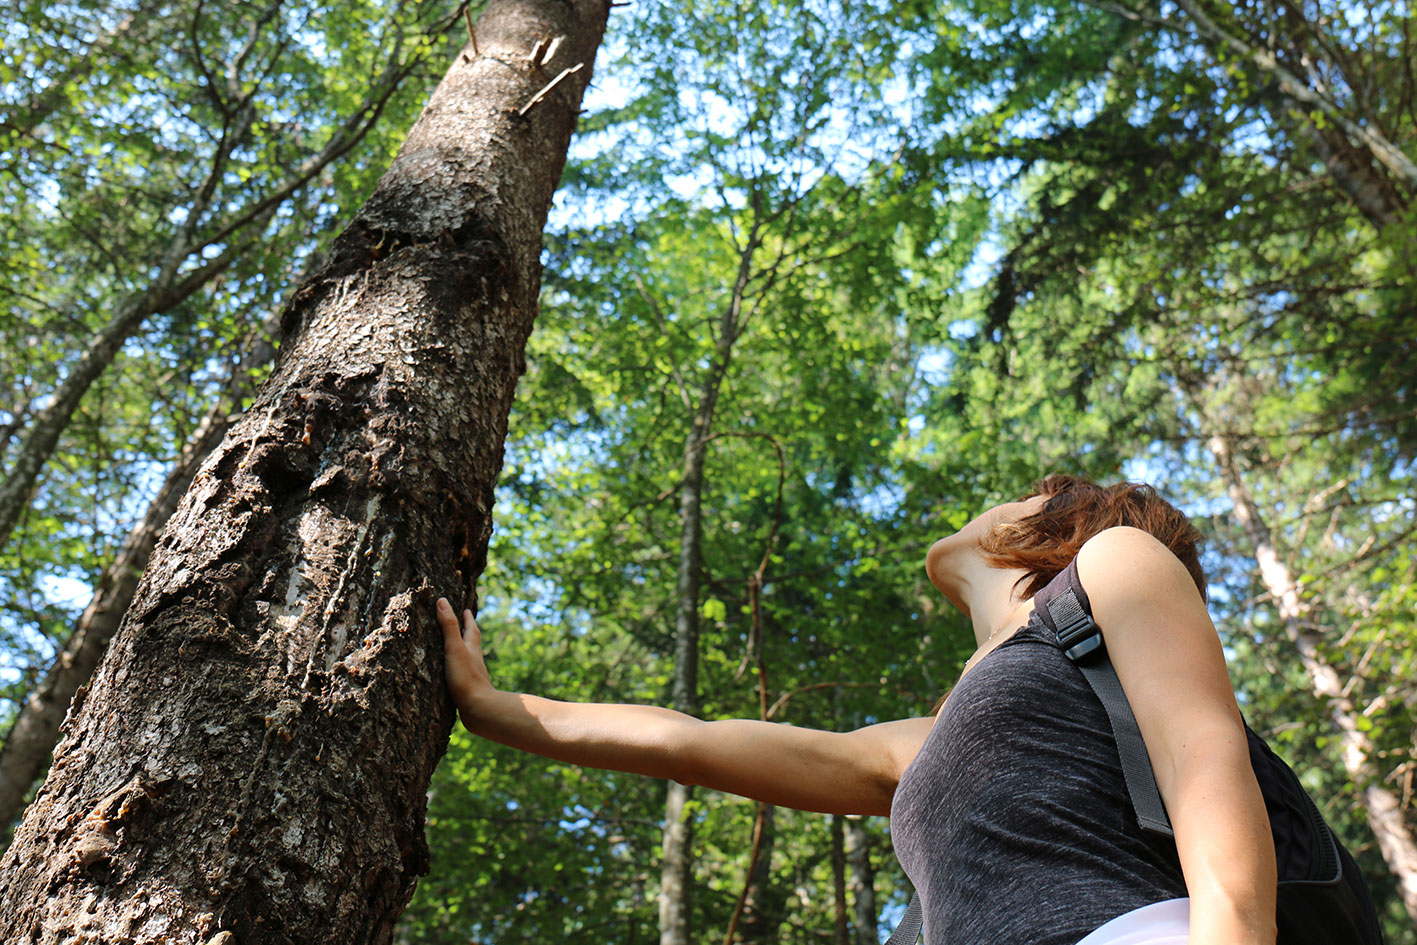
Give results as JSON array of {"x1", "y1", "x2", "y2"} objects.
[
  {"x1": 1076, "y1": 524, "x2": 1171, "y2": 559},
  {"x1": 1073, "y1": 526, "x2": 1206, "y2": 610},
  {"x1": 1071, "y1": 529, "x2": 1226, "y2": 704}
]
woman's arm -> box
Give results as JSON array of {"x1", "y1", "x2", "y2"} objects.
[
  {"x1": 1077, "y1": 529, "x2": 1278, "y2": 945},
  {"x1": 438, "y1": 598, "x2": 931, "y2": 816}
]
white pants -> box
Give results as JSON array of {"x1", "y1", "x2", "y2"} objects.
[{"x1": 1075, "y1": 898, "x2": 1189, "y2": 945}]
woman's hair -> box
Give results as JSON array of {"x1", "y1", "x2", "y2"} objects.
[{"x1": 980, "y1": 474, "x2": 1207, "y2": 601}]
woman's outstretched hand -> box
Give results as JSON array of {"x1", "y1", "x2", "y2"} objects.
[{"x1": 437, "y1": 597, "x2": 493, "y2": 722}]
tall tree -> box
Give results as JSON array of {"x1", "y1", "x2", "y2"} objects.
[
  {"x1": 0, "y1": 0, "x2": 437, "y2": 554},
  {"x1": 1210, "y1": 432, "x2": 1417, "y2": 932},
  {"x1": 0, "y1": 311, "x2": 281, "y2": 832},
  {"x1": 0, "y1": 0, "x2": 452, "y2": 738},
  {"x1": 0, "y1": 0, "x2": 610, "y2": 939},
  {"x1": 1155, "y1": 0, "x2": 1416, "y2": 223}
]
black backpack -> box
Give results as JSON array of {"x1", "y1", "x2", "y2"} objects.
[{"x1": 885, "y1": 575, "x2": 1384, "y2": 945}]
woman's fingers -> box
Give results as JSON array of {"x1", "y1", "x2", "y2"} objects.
[
  {"x1": 437, "y1": 599, "x2": 486, "y2": 659},
  {"x1": 436, "y1": 598, "x2": 461, "y2": 643}
]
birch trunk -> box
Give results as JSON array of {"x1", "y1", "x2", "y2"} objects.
[
  {"x1": 1211, "y1": 434, "x2": 1417, "y2": 932},
  {"x1": 0, "y1": 1, "x2": 607, "y2": 940}
]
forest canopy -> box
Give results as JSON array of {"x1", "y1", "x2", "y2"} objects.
[{"x1": 1, "y1": 0, "x2": 1413, "y2": 942}]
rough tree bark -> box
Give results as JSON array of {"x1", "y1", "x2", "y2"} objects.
[
  {"x1": 1211, "y1": 435, "x2": 1417, "y2": 933},
  {"x1": 0, "y1": 314, "x2": 281, "y2": 831},
  {"x1": 0, "y1": 0, "x2": 608, "y2": 941}
]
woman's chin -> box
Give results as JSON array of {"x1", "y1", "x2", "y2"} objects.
[
  {"x1": 925, "y1": 539, "x2": 968, "y2": 603},
  {"x1": 925, "y1": 537, "x2": 954, "y2": 589}
]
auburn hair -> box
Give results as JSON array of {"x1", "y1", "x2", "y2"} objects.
[{"x1": 979, "y1": 474, "x2": 1207, "y2": 601}]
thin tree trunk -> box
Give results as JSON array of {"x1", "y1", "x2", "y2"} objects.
[
  {"x1": 0, "y1": 1, "x2": 608, "y2": 941},
  {"x1": 0, "y1": 202, "x2": 241, "y2": 556},
  {"x1": 659, "y1": 226, "x2": 759, "y2": 945},
  {"x1": 1211, "y1": 434, "x2": 1417, "y2": 932},
  {"x1": 831, "y1": 814, "x2": 850, "y2": 945},
  {"x1": 0, "y1": 393, "x2": 33, "y2": 469},
  {"x1": 0, "y1": 314, "x2": 282, "y2": 832},
  {"x1": 736, "y1": 804, "x2": 785, "y2": 944},
  {"x1": 844, "y1": 816, "x2": 877, "y2": 945},
  {"x1": 0, "y1": 280, "x2": 193, "y2": 553},
  {"x1": 0, "y1": 10, "x2": 421, "y2": 557},
  {"x1": 660, "y1": 779, "x2": 696, "y2": 945},
  {"x1": 660, "y1": 413, "x2": 711, "y2": 945}
]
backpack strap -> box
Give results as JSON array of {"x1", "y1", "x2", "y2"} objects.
[
  {"x1": 1043, "y1": 581, "x2": 1175, "y2": 838},
  {"x1": 884, "y1": 892, "x2": 924, "y2": 945}
]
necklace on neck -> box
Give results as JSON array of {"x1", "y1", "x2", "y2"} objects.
[
  {"x1": 981, "y1": 600, "x2": 1036, "y2": 647},
  {"x1": 986, "y1": 618, "x2": 1020, "y2": 642}
]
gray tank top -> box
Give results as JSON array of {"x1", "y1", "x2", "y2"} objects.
[{"x1": 889, "y1": 561, "x2": 1187, "y2": 944}]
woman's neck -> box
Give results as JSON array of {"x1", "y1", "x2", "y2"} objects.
[{"x1": 957, "y1": 560, "x2": 1034, "y2": 647}]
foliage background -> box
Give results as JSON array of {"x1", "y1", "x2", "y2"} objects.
[{"x1": 1, "y1": 0, "x2": 1413, "y2": 941}]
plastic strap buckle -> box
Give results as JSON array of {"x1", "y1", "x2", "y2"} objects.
[{"x1": 1055, "y1": 611, "x2": 1103, "y2": 661}]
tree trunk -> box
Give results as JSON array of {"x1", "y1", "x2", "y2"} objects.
[
  {"x1": 844, "y1": 817, "x2": 877, "y2": 945},
  {"x1": 0, "y1": 279, "x2": 198, "y2": 554},
  {"x1": 659, "y1": 216, "x2": 759, "y2": 945},
  {"x1": 0, "y1": 1, "x2": 608, "y2": 941},
  {"x1": 1168, "y1": 0, "x2": 1417, "y2": 192},
  {"x1": 831, "y1": 814, "x2": 850, "y2": 945},
  {"x1": 659, "y1": 359, "x2": 733, "y2": 942},
  {"x1": 660, "y1": 414, "x2": 711, "y2": 945},
  {"x1": 736, "y1": 804, "x2": 786, "y2": 945},
  {"x1": 1284, "y1": 103, "x2": 1405, "y2": 229},
  {"x1": 659, "y1": 779, "x2": 696, "y2": 945},
  {"x1": 0, "y1": 315, "x2": 281, "y2": 832},
  {"x1": 1211, "y1": 435, "x2": 1417, "y2": 932}
]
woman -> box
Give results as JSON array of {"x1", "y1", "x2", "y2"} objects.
[{"x1": 438, "y1": 475, "x2": 1278, "y2": 944}]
